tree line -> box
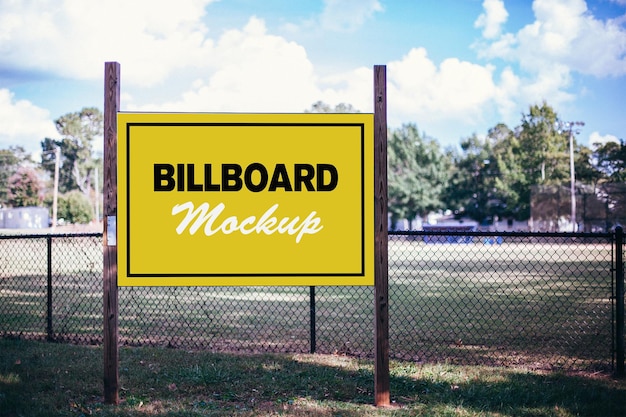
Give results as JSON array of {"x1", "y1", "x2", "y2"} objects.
[
  {"x1": 0, "y1": 107, "x2": 102, "y2": 224},
  {"x1": 0, "y1": 102, "x2": 624, "y2": 227},
  {"x1": 316, "y1": 100, "x2": 625, "y2": 228}
]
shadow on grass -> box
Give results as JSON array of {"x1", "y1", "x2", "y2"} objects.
[{"x1": 1, "y1": 338, "x2": 624, "y2": 416}]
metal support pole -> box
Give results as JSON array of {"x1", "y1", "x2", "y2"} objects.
[
  {"x1": 556, "y1": 120, "x2": 583, "y2": 231},
  {"x1": 615, "y1": 225, "x2": 624, "y2": 377},
  {"x1": 569, "y1": 129, "x2": 576, "y2": 231},
  {"x1": 47, "y1": 236, "x2": 53, "y2": 341},
  {"x1": 52, "y1": 146, "x2": 60, "y2": 230},
  {"x1": 310, "y1": 286, "x2": 316, "y2": 354}
]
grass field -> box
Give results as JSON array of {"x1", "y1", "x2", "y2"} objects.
[
  {"x1": 0, "y1": 233, "x2": 619, "y2": 372},
  {"x1": 1, "y1": 338, "x2": 625, "y2": 417}
]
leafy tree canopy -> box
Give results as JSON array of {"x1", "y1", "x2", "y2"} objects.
[
  {"x1": 40, "y1": 107, "x2": 103, "y2": 195},
  {"x1": 387, "y1": 123, "x2": 450, "y2": 225},
  {"x1": 7, "y1": 166, "x2": 43, "y2": 207},
  {"x1": 57, "y1": 190, "x2": 93, "y2": 224},
  {"x1": 445, "y1": 134, "x2": 502, "y2": 222},
  {"x1": 594, "y1": 139, "x2": 626, "y2": 182},
  {"x1": 0, "y1": 146, "x2": 30, "y2": 205}
]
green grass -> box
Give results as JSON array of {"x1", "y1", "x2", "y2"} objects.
[{"x1": 1, "y1": 338, "x2": 624, "y2": 417}]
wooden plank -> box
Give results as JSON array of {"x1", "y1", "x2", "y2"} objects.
[
  {"x1": 373, "y1": 64, "x2": 390, "y2": 406},
  {"x1": 103, "y1": 61, "x2": 120, "y2": 405}
]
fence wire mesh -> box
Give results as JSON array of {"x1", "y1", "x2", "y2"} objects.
[
  {"x1": 0, "y1": 234, "x2": 102, "y2": 345},
  {"x1": 0, "y1": 231, "x2": 621, "y2": 372},
  {"x1": 530, "y1": 183, "x2": 626, "y2": 232},
  {"x1": 388, "y1": 232, "x2": 615, "y2": 372}
]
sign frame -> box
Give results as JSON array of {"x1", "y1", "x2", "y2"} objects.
[{"x1": 117, "y1": 112, "x2": 374, "y2": 286}]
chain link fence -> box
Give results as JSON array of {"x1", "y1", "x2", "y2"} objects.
[
  {"x1": 0, "y1": 233, "x2": 102, "y2": 345},
  {"x1": 531, "y1": 183, "x2": 626, "y2": 232},
  {"x1": 1, "y1": 230, "x2": 623, "y2": 372}
]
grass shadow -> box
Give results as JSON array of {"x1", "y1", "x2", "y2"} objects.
[{"x1": 1, "y1": 339, "x2": 625, "y2": 416}]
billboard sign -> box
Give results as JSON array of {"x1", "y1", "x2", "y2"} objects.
[{"x1": 117, "y1": 113, "x2": 374, "y2": 286}]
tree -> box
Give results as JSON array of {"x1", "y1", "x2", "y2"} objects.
[
  {"x1": 445, "y1": 134, "x2": 500, "y2": 222},
  {"x1": 516, "y1": 102, "x2": 571, "y2": 185},
  {"x1": 7, "y1": 166, "x2": 43, "y2": 207},
  {"x1": 0, "y1": 146, "x2": 29, "y2": 205},
  {"x1": 305, "y1": 100, "x2": 361, "y2": 113},
  {"x1": 57, "y1": 190, "x2": 93, "y2": 224},
  {"x1": 491, "y1": 131, "x2": 527, "y2": 220},
  {"x1": 575, "y1": 145, "x2": 605, "y2": 186},
  {"x1": 594, "y1": 139, "x2": 626, "y2": 182},
  {"x1": 41, "y1": 137, "x2": 80, "y2": 194},
  {"x1": 503, "y1": 102, "x2": 601, "y2": 220},
  {"x1": 387, "y1": 124, "x2": 450, "y2": 226},
  {"x1": 444, "y1": 123, "x2": 526, "y2": 223},
  {"x1": 40, "y1": 107, "x2": 103, "y2": 195}
]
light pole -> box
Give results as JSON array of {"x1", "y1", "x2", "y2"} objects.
[
  {"x1": 556, "y1": 121, "x2": 584, "y2": 231},
  {"x1": 52, "y1": 146, "x2": 60, "y2": 229},
  {"x1": 41, "y1": 146, "x2": 61, "y2": 229}
]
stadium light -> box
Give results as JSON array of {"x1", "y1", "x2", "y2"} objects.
[{"x1": 555, "y1": 120, "x2": 585, "y2": 231}]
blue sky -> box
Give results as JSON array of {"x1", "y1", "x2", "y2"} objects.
[{"x1": 0, "y1": 0, "x2": 625, "y2": 156}]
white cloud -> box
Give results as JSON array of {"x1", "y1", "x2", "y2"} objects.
[
  {"x1": 128, "y1": 18, "x2": 323, "y2": 113},
  {"x1": 385, "y1": 48, "x2": 500, "y2": 129},
  {"x1": 138, "y1": 37, "x2": 512, "y2": 139},
  {"x1": 492, "y1": 66, "x2": 521, "y2": 121},
  {"x1": 478, "y1": 0, "x2": 626, "y2": 77},
  {"x1": 319, "y1": 0, "x2": 383, "y2": 32},
  {"x1": 470, "y1": 0, "x2": 626, "y2": 127},
  {"x1": 316, "y1": 66, "x2": 374, "y2": 112},
  {"x1": 0, "y1": 0, "x2": 216, "y2": 86},
  {"x1": 518, "y1": 63, "x2": 576, "y2": 105},
  {"x1": 0, "y1": 89, "x2": 58, "y2": 155},
  {"x1": 474, "y1": 0, "x2": 509, "y2": 39},
  {"x1": 588, "y1": 131, "x2": 620, "y2": 148},
  {"x1": 6, "y1": 0, "x2": 619, "y2": 150},
  {"x1": 131, "y1": 13, "x2": 516, "y2": 135}
]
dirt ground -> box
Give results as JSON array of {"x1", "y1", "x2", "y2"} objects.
[{"x1": 52, "y1": 222, "x2": 103, "y2": 233}]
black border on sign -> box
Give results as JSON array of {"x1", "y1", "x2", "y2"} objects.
[{"x1": 125, "y1": 122, "x2": 367, "y2": 278}]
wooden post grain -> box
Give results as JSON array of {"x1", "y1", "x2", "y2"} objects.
[
  {"x1": 103, "y1": 61, "x2": 120, "y2": 405},
  {"x1": 373, "y1": 65, "x2": 390, "y2": 406}
]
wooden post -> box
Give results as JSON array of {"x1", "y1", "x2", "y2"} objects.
[
  {"x1": 103, "y1": 61, "x2": 120, "y2": 405},
  {"x1": 373, "y1": 65, "x2": 390, "y2": 406}
]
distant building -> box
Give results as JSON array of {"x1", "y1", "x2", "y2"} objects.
[{"x1": 0, "y1": 207, "x2": 49, "y2": 229}]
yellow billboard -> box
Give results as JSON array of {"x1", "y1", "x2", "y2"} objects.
[{"x1": 117, "y1": 113, "x2": 374, "y2": 286}]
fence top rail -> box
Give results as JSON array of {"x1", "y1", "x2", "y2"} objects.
[
  {"x1": 389, "y1": 230, "x2": 614, "y2": 239},
  {"x1": 0, "y1": 230, "x2": 616, "y2": 239},
  {"x1": 0, "y1": 232, "x2": 103, "y2": 240}
]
